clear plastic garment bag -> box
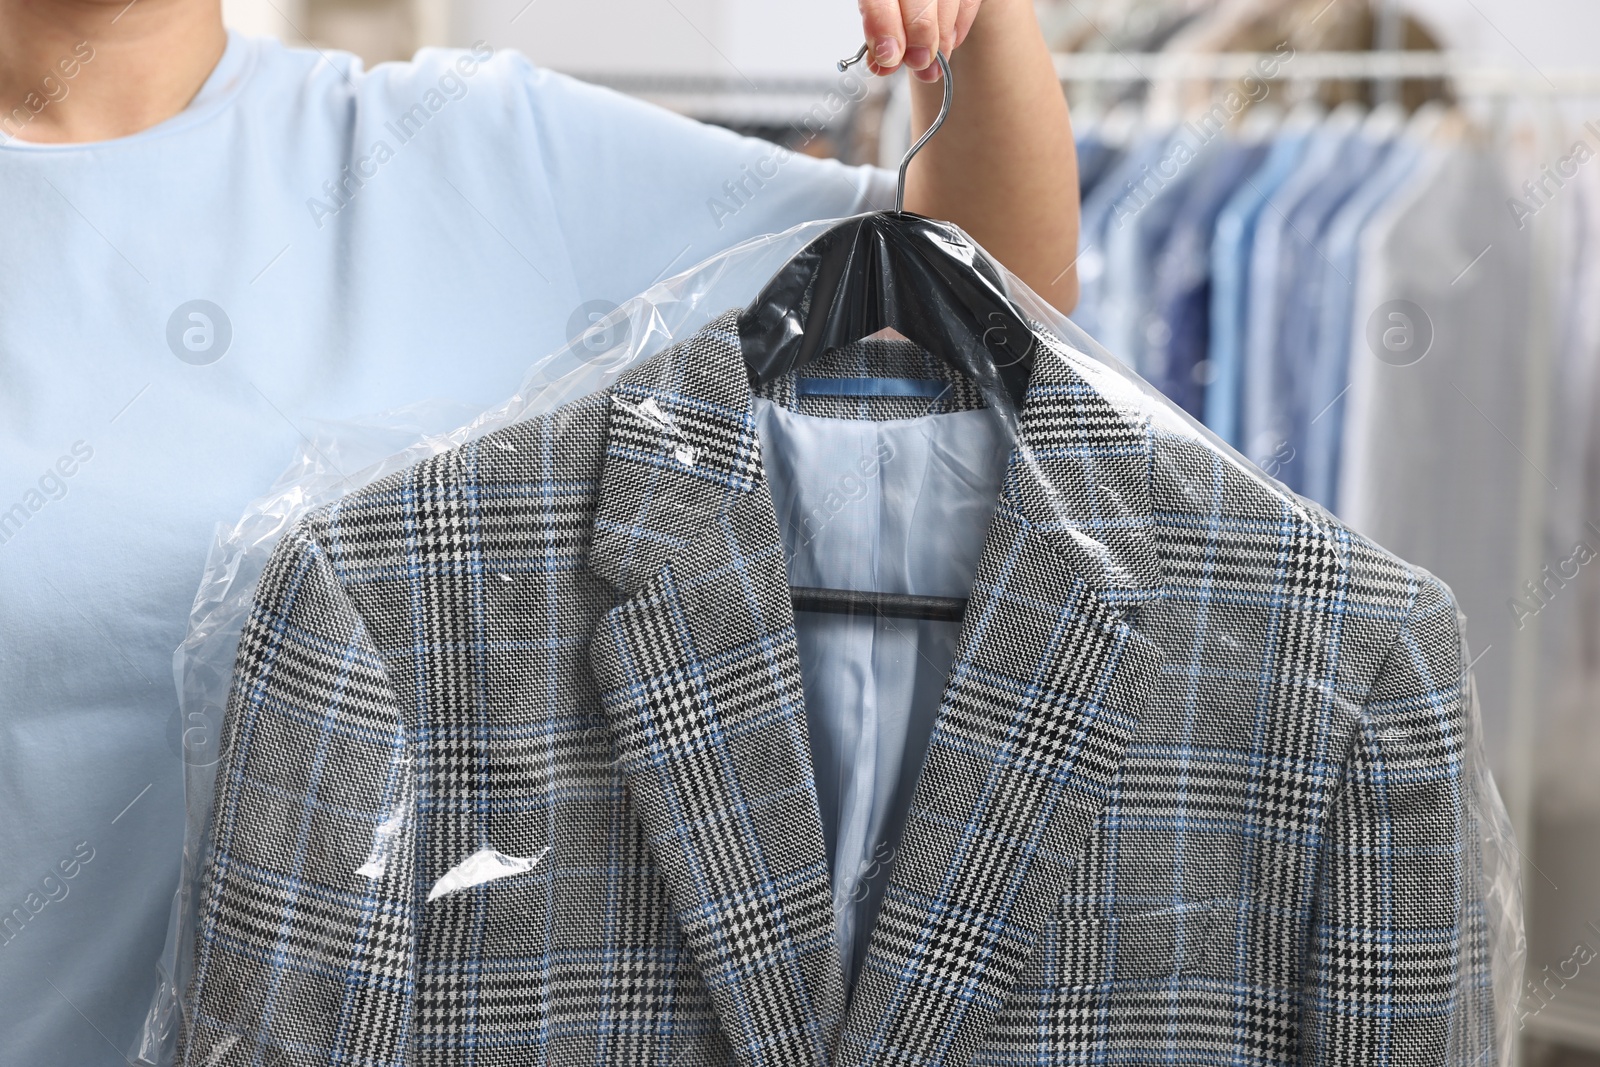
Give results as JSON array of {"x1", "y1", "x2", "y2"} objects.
[{"x1": 143, "y1": 51, "x2": 1520, "y2": 1067}]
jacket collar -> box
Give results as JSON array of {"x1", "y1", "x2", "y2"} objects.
[
  {"x1": 589, "y1": 315, "x2": 1164, "y2": 612},
  {"x1": 586, "y1": 311, "x2": 1166, "y2": 1067},
  {"x1": 588, "y1": 314, "x2": 764, "y2": 594}
]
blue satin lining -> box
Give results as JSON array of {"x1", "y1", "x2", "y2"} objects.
[{"x1": 753, "y1": 395, "x2": 1009, "y2": 991}]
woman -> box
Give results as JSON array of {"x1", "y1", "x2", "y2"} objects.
[{"x1": 0, "y1": 0, "x2": 1078, "y2": 1062}]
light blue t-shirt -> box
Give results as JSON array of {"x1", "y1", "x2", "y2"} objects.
[{"x1": 0, "y1": 31, "x2": 893, "y2": 1065}]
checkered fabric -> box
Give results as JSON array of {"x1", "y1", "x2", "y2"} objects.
[{"x1": 180, "y1": 310, "x2": 1495, "y2": 1067}]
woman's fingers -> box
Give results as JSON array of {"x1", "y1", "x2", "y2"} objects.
[
  {"x1": 953, "y1": 0, "x2": 982, "y2": 49},
  {"x1": 858, "y1": 0, "x2": 906, "y2": 73},
  {"x1": 901, "y1": 0, "x2": 944, "y2": 80},
  {"x1": 859, "y1": 0, "x2": 978, "y2": 79}
]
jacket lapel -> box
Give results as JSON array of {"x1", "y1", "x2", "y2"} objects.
[
  {"x1": 584, "y1": 313, "x2": 1169, "y2": 1067},
  {"x1": 835, "y1": 336, "x2": 1167, "y2": 1067},
  {"x1": 586, "y1": 313, "x2": 846, "y2": 1066}
]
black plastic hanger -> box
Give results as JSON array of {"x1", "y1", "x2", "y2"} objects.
[{"x1": 737, "y1": 47, "x2": 1037, "y2": 622}]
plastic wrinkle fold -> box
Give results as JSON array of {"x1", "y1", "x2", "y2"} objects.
[{"x1": 424, "y1": 847, "x2": 552, "y2": 902}]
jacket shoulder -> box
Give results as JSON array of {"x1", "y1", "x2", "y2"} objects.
[
  {"x1": 1147, "y1": 424, "x2": 1454, "y2": 713},
  {"x1": 279, "y1": 391, "x2": 612, "y2": 592}
]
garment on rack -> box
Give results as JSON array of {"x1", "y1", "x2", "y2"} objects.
[
  {"x1": 1041, "y1": 0, "x2": 1206, "y2": 54},
  {"x1": 1102, "y1": 128, "x2": 1222, "y2": 372},
  {"x1": 1511, "y1": 118, "x2": 1600, "y2": 1048},
  {"x1": 1540, "y1": 157, "x2": 1600, "y2": 820},
  {"x1": 1157, "y1": 0, "x2": 1288, "y2": 55},
  {"x1": 1300, "y1": 105, "x2": 1440, "y2": 507},
  {"x1": 1072, "y1": 128, "x2": 1174, "y2": 344},
  {"x1": 1265, "y1": 105, "x2": 1405, "y2": 490},
  {"x1": 1144, "y1": 131, "x2": 1272, "y2": 415},
  {"x1": 177, "y1": 249, "x2": 1507, "y2": 1067},
  {"x1": 1074, "y1": 105, "x2": 1143, "y2": 202},
  {"x1": 1068, "y1": 100, "x2": 1528, "y2": 814},
  {"x1": 1337, "y1": 134, "x2": 1530, "y2": 766},
  {"x1": 1201, "y1": 113, "x2": 1317, "y2": 444},
  {"x1": 1145, "y1": 0, "x2": 1293, "y2": 116},
  {"x1": 1131, "y1": 0, "x2": 1449, "y2": 118},
  {"x1": 1240, "y1": 102, "x2": 1366, "y2": 477},
  {"x1": 1045, "y1": 0, "x2": 1214, "y2": 78},
  {"x1": 1073, "y1": 129, "x2": 1122, "y2": 199}
]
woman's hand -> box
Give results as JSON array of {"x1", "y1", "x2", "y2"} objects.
[
  {"x1": 873, "y1": 0, "x2": 1082, "y2": 314},
  {"x1": 858, "y1": 0, "x2": 984, "y2": 82}
]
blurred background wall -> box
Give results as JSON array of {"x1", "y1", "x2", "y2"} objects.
[{"x1": 219, "y1": 0, "x2": 1600, "y2": 76}]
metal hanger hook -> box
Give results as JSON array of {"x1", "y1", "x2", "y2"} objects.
[
  {"x1": 837, "y1": 43, "x2": 870, "y2": 72},
  {"x1": 837, "y1": 45, "x2": 954, "y2": 213}
]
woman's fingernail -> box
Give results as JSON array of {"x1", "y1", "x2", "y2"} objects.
[
  {"x1": 904, "y1": 45, "x2": 931, "y2": 69},
  {"x1": 875, "y1": 36, "x2": 900, "y2": 64}
]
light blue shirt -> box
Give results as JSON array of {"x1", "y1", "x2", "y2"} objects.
[
  {"x1": 1239, "y1": 107, "x2": 1363, "y2": 471},
  {"x1": 1258, "y1": 116, "x2": 1397, "y2": 493},
  {"x1": 755, "y1": 395, "x2": 1008, "y2": 991},
  {"x1": 1301, "y1": 136, "x2": 1426, "y2": 508},
  {"x1": 1102, "y1": 128, "x2": 1219, "y2": 378},
  {"x1": 1204, "y1": 126, "x2": 1314, "y2": 446},
  {"x1": 1071, "y1": 131, "x2": 1171, "y2": 348},
  {"x1": 0, "y1": 31, "x2": 893, "y2": 1066}
]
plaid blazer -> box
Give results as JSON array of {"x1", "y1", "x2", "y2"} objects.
[{"x1": 180, "y1": 311, "x2": 1493, "y2": 1067}]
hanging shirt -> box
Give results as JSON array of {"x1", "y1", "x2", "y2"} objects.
[
  {"x1": 1145, "y1": 135, "x2": 1271, "y2": 417},
  {"x1": 0, "y1": 30, "x2": 894, "y2": 1067},
  {"x1": 1073, "y1": 130, "x2": 1123, "y2": 202},
  {"x1": 1262, "y1": 108, "x2": 1403, "y2": 493},
  {"x1": 1300, "y1": 124, "x2": 1430, "y2": 508},
  {"x1": 1071, "y1": 130, "x2": 1173, "y2": 347},
  {"x1": 1540, "y1": 159, "x2": 1600, "y2": 821},
  {"x1": 1338, "y1": 139, "x2": 1529, "y2": 782},
  {"x1": 1205, "y1": 117, "x2": 1317, "y2": 446},
  {"x1": 1101, "y1": 128, "x2": 1222, "y2": 378},
  {"x1": 1239, "y1": 104, "x2": 1365, "y2": 476}
]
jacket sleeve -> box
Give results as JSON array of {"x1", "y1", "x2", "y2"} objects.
[
  {"x1": 1301, "y1": 575, "x2": 1498, "y2": 1067},
  {"x1": 179, "y1": 525, "x2": 417, "y2": 1067}
]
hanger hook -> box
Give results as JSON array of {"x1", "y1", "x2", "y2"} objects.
[
  {"x1": 837, "y1": 43, "x2": 869, "y2": 72},
  {"x1": 837, "y1": 46, "x2": 953, "y2": 213}
]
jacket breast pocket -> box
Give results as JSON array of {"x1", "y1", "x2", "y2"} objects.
[{"x1": 1053, "y1": 899, "x2": 1225, "y2": 985}]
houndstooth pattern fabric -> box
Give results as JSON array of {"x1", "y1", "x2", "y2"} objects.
[{"x1": 181, "y1": 309, "x2": 1495, "y2": 1067}]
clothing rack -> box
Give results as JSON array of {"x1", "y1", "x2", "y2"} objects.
[
  {"x1": 577, "y1": 53, "x2": 1600, "y2": 108},
  {"x1": 570, "y1": 72, "x2": 874, "y2": 126},
  {"x1": 1057, "y1": 52, "x2": 1569, "y2": 1025},
  {"x1": 575, "y1": 51, "x2": 1600, "y2": 130},
  {"x1": 1051, "y1": 50, "x2": 1600, "y2": 95}
]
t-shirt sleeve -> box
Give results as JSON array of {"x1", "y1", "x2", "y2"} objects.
[{"x1": 496, "y1": 49, "x2": 897, "y2": 300}]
